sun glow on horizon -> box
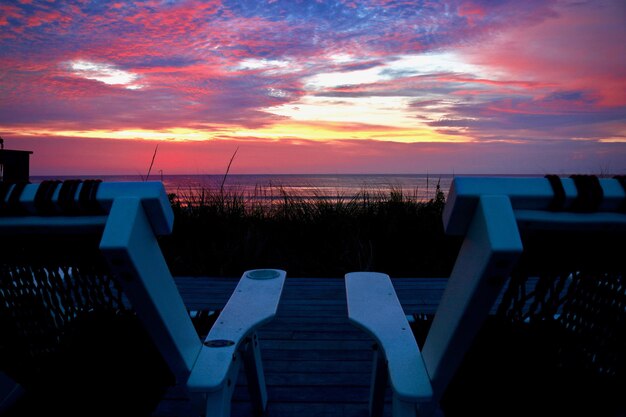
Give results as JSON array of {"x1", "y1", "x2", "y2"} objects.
[
  {"x1": 228, "y1": 122, "x2": 472, "y2": 143},
  {"x1": 5, "y1": 121, "x2": 471, "y2": 144},
  {"x1": 267, "y1": 96, "x2": 422, "y2": 127}
]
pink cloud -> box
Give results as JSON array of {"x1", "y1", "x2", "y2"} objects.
[
  {"x1": 0, "y1": 4, "x2": 24, "y2": 29},
  {"x1": 457, "y1": 2, "x2": 486, "y2": 26},
  {"x1": 25, "y1": 8, "x2": 72, "y2": 28},
  {"x1": 458, "y1": 1, "x2": 626, "y2": 107}
]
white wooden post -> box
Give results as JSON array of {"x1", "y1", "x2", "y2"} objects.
[
  {"x1": 421, "y1": 195, "x2": 523, "y2": 399},
  {"x1": 100, "y1": 197, "x2": 202, "y2": 380}
]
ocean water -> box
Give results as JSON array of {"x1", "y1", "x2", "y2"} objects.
[{"x1": 31, "y1": 174, "x2": 454, "y2": 202}]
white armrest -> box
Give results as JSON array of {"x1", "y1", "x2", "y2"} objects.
[
  {"x1": 346, "y1": 272, "x2": 433, "y2": 404},
  {"x1": 187, "y1": 269, "x2": 286, "y2": 392}
]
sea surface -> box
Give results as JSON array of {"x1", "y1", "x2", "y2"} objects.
[{"x1": 31, "y1": 174, "x2": 455, "y2": 202}]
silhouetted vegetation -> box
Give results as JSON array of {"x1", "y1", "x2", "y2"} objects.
[{"x1": 160, "y1": 184, "x2": 462, "y2": 277}]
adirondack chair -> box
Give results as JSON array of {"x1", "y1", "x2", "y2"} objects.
[
  {"x1": 0, "y1": 180, "x2": 286, "y2": 417},
  {"x1": 346, "y1": 176, "x2": 626, "y2": 417}
]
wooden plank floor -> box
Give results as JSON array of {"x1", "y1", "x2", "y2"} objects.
[{"x1": 152, "y1": 276, "x2": 447, "y2": 417}]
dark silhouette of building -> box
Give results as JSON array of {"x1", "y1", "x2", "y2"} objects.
[{"x1": 0, "y1": 137, "x2": 33, "y2": 182}]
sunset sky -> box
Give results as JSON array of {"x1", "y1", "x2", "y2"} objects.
[{"x1": 1, "y1": 0, "x2": 625, "y2": 175}]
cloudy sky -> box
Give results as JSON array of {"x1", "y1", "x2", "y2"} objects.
[{"x1": 1, "y1": 0, "x2": 624, "y2": 175}]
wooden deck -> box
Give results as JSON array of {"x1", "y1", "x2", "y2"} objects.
[{"x1": 152, "y1": 276, "x2": 447, "y2": 417}]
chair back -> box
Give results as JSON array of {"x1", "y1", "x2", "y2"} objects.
[
  {"x1": 0, "y1": 180, "x2": 201, "y2": 415},
  {"x1": 424, "y1": 176, "x2": 626, "y2": 416}
]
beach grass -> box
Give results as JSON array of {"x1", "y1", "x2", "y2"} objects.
[{"x1": 160, "y1": 182, "x2": 462, "y2": 277}]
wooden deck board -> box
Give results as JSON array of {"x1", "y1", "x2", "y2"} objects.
[{"x1": 152, "y1": 276, "x2": 446, "y2": 417}]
